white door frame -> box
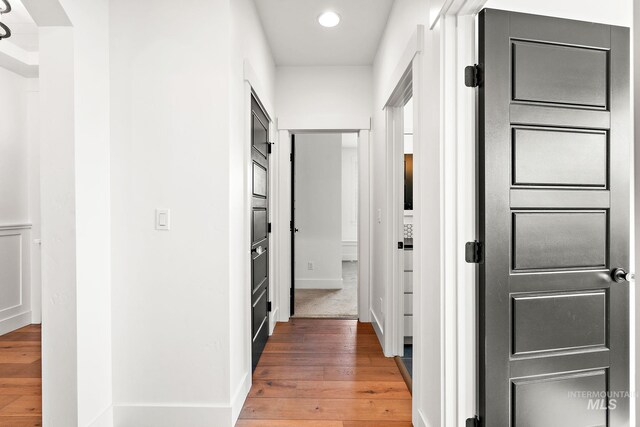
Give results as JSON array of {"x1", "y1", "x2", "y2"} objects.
[
  {"x1": 429, "y1": 2, "x2": 488, "y2": 424},
  {"x1": 383, "y1": 80, "x2": 411, "y2": 358},
  {"x1": 274, "y1": 128, "x2": 372, "y2": 323},
  {"x1": 379, "y1": 1, "x2": 490, "y2": 424},
  {"x1": 240, "y1": 62, "x2": 277, "y2": 419},
  {"x1": 631, "y1": 1, "x2": 638, "y2": 423}
]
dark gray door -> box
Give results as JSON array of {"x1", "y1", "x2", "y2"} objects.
[
  {"x1": 478, "y1": 9, "x2": 630, "y2": 426},
  {"x1": 251, "y1": 95, "x2": 270, "y2": 371}
]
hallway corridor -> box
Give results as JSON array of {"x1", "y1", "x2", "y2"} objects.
[{"x1": 237, "y1": 319, "x2": 411, "y2": 426}]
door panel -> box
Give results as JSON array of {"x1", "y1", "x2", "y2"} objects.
[
  {"x1": 252, "y1": 209, "x2": 268, "y2": 242},
  {"x1": 478, "y1": 9, "x2": 630, "y2": 426},
  {"x1": 512, "y1": 127, "x2": 608, "y2": 187},
  {"x1": 512, "y1": 291, "x2": 607, "y2": 355},
  {"x1": 512, "y1": 41, "x2": 608, "y2": 107},
  {"x1": 512, "y1": 371, "x2": 607, "y2": 427},
  {"x1": 512, "y1": 211, "x2": 607, "y2": 270},
  {"x1": 251, "y1": 95, "x2": 270, "y2": 371}
]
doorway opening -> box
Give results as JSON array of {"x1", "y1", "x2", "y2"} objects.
[
  {"x1": 290, "y1": 132, "x2": 359, "y2": 319},
  {"x1": 0, "y1": 1, "x2": 42, "y2": 424}
]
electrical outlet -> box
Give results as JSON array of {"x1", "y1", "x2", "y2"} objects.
[{"x1": 307, "y1": 262, "x2": 314, "y2": 270}]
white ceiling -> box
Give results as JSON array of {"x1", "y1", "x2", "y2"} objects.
[
  {"x1": 1, "y1": 0, "x2": 38, "y2": 52},
  {"x1": 254, "y1": 0, "x2": 395, "y2": 66}
]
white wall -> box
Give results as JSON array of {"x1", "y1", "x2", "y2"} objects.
[
  {"x1": 27, "y1": 79, "x2": 41, "y2": 325},
  {"x1": 66, "y1": 1, "x2": 113, "y2": 425},
  {"x1": 371, "y1": 2, "x2": 440, "y2": 427},
  {"x1": 0, "y1": 66, "x2": 36, "y2": 335},
  {"x1": 110, "y1": 0, "x2": 234, "y2": 425},
  {"x1": 370, "y1": 0, "x2": 428, "y2": 351},
  {"x1": 39, "y1": 25, "x2": 78, "y2": 426},
  {"x1": 295, "y1": 133, "x2": 343, "y2": 289},
  {"x1": 35, "y1": 0, "x2": 113, "y2": 424},
  {"x1": 0, "y1": 67, "x2": 29, "y2": 225},
  {"x1": 110, "y1": 0, "x2": 276, "y2": 425},
  {"x1": 342, "y1": 134, "x2": 358, "y2": 261},
  {"x1": 483, "y1": 0, "x2": 632, "y2": 27},
  {"x1": 276, "y1": 66, "x2": 372, "y2": 130}
]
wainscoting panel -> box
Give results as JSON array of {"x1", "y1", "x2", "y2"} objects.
[{"x1": 0, "y1": 225, "x2": 32, "y2": 336}]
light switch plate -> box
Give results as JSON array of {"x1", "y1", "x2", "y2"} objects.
[{"x1": 156, "y1": 209, "x2": 170, "y2": 231}]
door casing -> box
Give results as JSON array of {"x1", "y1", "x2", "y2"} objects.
[{"x1": 275, "y1": 129, "x2": 371, "y2": 323}]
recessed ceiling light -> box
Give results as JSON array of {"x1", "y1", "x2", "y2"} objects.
[{"x1": 318, "y1": 11, "x2": 340, "y2": 28}]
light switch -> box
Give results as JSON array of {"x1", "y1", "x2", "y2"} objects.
[{"x1": 156, "y1": 209, "x2": 170, "y2": 230}]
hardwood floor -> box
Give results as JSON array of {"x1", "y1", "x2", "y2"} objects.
[
  {"x1": 0, "y1": 325, "x2": 42, "y2": 427},
  {"x1": 238, "y1": 319, "x2": 412, "y2": 426}
]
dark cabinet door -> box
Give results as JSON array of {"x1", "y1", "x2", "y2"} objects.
[
  {"x1": 251, "y1": 95, "x2": 270, "y2": 371},
  {"x1": 478, "y1": 9, "x2": 630, "y2": 426}
]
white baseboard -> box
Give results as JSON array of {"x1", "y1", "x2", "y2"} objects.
[
  {"x1": 269, "y1": 306, "x2": 279, "y2": 334},
  {"x1": 88, "y1": 405, "x2": 113, "y2": 427},
  {"x1": 295, "y1": 278, "x2": 343, "y2": 289},
  {"x1": 113, "y1": 404, "x2": 232, "y2": 427},
  {"x1": 414, "y1": 408, "x2": 428, "y2": 427},
  {"x1": 371, "y1": 308, "x2": 384, "y2": 349},
  {"x1": 342, "y1": 241, "x2": 358, "y2": 261},
  {"x1": 0, "y1": 311, "x2": 31, "y2": 336},
  {"x1": 231, "y1": 372, "x2": 251, "y2": 424}
]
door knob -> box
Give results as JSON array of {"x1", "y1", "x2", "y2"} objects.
[
  {"x1": 294, "y1": 228, "x2": 299, "y2": 233},
  {"x1": 611, "y1": 268, "x2": 635, "y2": 283}
]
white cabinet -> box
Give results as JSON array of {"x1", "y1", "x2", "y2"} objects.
[{"x1": 404, "y1": 248, "x2": 413, "y2": 339}]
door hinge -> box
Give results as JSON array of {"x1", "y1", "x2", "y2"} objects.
[
  {"x1": 267, "y1": 142, "x2": 274, "y2": 154},
  {"x1": 466, "y1": 416, "x2": 480, "y2": 427},
  {"x1": 465, "y1": 241, "x2": 483, "y2": 263},
  {"x1": 268, "y1": 223, "x2": 272, "y2": 233},
  {"x1": 267, "y1": 301, "x2": 272, "y2": 312},
  {"x1": 398, "y1": 241, "x2": 404, "y2": 249},
  {"x1": 465, "y1": 64, "x2": 482, "y2": 88},
  {"x1": 290, "y1": 220, "x2": 293, "y2": 231},
  {"x1": 290, "y1": 152, "x2": 293, "y2": 161}
]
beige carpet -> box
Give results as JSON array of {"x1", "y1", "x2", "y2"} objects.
[{"x1": 294, "y1": 261, "x2": 358, "y2": 319}]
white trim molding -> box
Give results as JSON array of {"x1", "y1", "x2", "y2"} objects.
[
  {"x1": 113, "y1": 405, "x2": 232, "y2": 427},
  {"x1": 0, "y1": 223, "x2": 32, "y2": 231},
  {"x1": 427, "y1": 1, "x2": 487, "y2": 425},
  {"x1": 242, "y1": 63, "x2": 277, "y2": 424},
  {"x1": 231, "y1": 372, "x2": 251, "y2": 423},
  {"x1": 295, "y1": 278, "x2": 344, "y2": 290},
  {"x1": 357, "y1": 129, "x2": 372, "y2": 323},
  {"x1": 243, "y1": 60, "x2": 275, "y2": 120},
  {"x1": 0, "y1": 226, "x2": 33, "y2": 336},
  {"x1": 87, "y1": 405, "x2": 113, "y2": 427},
  {"x1": 633, "y1": 1, "x2": 639, "y2": 424},
  {"x1": 275, "y1": 128, "x2": 373, "y2": 324},
  {"x1": 342, "y1": 240, "x2": 358, "y2": 261}
]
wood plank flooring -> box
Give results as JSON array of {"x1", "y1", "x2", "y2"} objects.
[
  {"x1": 0, "y1": 325, "x2": 41, "y2": 427},
  {"x1": 238, "y1": 319, "x2": 412, "y2": 426}
]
